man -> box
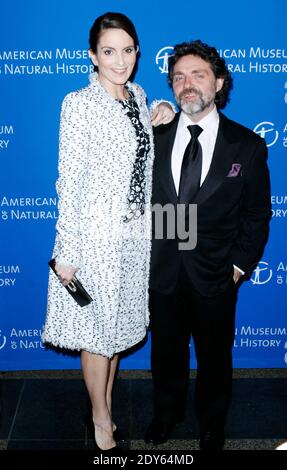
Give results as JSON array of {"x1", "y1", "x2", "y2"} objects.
[{"x1": 145, "y1": 40, "x2": 271, "y2": 450}]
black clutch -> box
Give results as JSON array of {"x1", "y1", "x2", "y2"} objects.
[{"x1": 48, "y1": 258, "x2": 93, "y2": 307}]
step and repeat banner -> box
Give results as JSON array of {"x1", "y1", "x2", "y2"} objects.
[{"x1": 1, "y1": 0, "x2": 286, "y2": 370}]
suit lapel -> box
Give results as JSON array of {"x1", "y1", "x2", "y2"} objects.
[
  {"x1": 194, "y1": 113, "x2": 241, "y2": 205},
  {"x1": 156, "y1": 115, "x2": 180, "y2": 204}
]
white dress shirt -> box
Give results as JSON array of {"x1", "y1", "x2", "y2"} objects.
[
  {"x1": 171, "y1": 106, "x2": 244, "y2": 275},
  {"x1": 172, "y1": 106, "x2": 219, "y2": 192}
]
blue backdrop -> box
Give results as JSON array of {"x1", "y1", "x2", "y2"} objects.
[{"x1": 1, "y1": 0, "x2": 286, "y2": 370}]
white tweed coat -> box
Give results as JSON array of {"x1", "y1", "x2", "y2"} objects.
[{"x1": 42, "y1": 73, "x2": 154, "y2": 357}]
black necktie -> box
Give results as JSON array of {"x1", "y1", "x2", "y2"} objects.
[{"x1": 178, "y1": 124, "x2": 203, "y2": 204}]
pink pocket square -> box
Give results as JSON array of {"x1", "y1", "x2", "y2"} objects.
[{"x1": 227, "y1": 163, "x2": 242, "y2": 177}]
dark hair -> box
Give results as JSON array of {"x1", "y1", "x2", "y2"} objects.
[
  {"x1": 89, "y1": 11, "x2": 139, "y2": 57},
  {"x1": 168, "y1": 40, "x2": 233, "y2": 109}
]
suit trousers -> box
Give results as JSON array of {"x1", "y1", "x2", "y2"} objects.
[{"x1": 149, "y1": 262, "x2": 237, "y2": 434}]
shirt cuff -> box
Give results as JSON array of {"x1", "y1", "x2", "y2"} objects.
[{"x1": 233, "y1": 264, "x2": 245, "y2": 275}]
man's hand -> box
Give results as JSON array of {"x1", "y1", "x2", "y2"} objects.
[
  {"x1": 233, "y1": 267, "x2": 243, "y2": 284},
  {"x1": 151, "y1": 102, "x2": 175, "y2": 127}
]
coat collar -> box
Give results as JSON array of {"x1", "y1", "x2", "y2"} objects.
[
  {"x1": 194, "y1": 113, "x2": 241, "y2": 205},
  {"x1": 154, "y1": 114, "x2": 180, "y2": 203},
  {"x1": 89, "y1": 71, "x2": 135, "y2": 102}
]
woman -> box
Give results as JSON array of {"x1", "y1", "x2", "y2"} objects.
[{"x1": 42, "y1": 12, "x2": 174, "y2": 451}]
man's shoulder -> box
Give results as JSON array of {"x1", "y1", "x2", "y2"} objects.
[
  {"x1": 153, "y1": 113, "x2": 180, "y2": 138},
  {"x1": 220, "y1": 112, "x2": 263, "y2": 145}
]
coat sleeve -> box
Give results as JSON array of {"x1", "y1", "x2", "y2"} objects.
[
  {"x1": 231, "y1": 138, "x2": 271, "y2": 275},
  {"x1": 54, "y1": 92, "x2": 89, "y2": 269}
]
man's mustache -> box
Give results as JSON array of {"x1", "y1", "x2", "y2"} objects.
[{"x1": 179, "y1": 88, "x2": 202, "y2": 100}]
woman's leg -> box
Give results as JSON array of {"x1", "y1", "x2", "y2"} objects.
[
  {"x1": 81, "y1": 350, "x2": 116, "y2": 450},
  {"x1": 106, "y1": 354, "x2": 119, "y2": 430}
]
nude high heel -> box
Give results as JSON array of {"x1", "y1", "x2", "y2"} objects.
[{"x1": 93, "y1": 420, "x2": 117, "y2": 451}]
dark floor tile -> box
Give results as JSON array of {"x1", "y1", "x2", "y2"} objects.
[
  {"x1": 0, "y1": 379, "x2": 24, "y2": 439},
  {"x1": 129, "y1": 378, "x2": 287, "y2": 440},
  {"x1": 11, "y1": 379, "x2": 88, "y2": 440},
  {"x1": 226, "y1": 378, "x2": 287, "y2": 439},
  {"x1": 109, "y1": 378, "x2": 131, "y2": 438},
  {"x1": 130, "y1": 379, "x2": 153, "y2": 439},
  {"x1": 5, "y1": 375, "x2": 287, "y2": 448},
  {"x1": 7, "y1": 439, "x2": 88, "y2": 450},
  {"x1": 129, "y1": 379, "x2": 199, "y2": 439}
]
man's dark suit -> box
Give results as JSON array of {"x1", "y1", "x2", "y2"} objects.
[{"x1": 149, "y1": 111, "x2": 271, "y2": 436}]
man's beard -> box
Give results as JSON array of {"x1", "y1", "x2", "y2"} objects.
[{"x1": 176, "y1": 87, "x2": 214, "y2": 116}]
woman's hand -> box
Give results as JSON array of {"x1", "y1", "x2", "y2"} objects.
[
  {"x1": 151, "y1": 102, "x2": 175, "y2": 127},
  {"x1": 55, "y1": 264, "x2": 77, "y2": 286}
]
